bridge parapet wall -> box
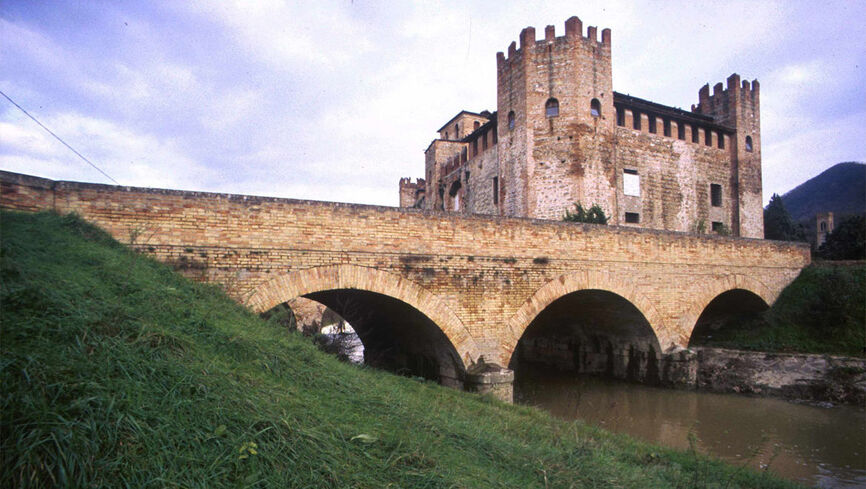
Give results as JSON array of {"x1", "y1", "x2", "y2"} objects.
[{"x1": 1, "y1": 171, "x2": 810, "y2": 364}]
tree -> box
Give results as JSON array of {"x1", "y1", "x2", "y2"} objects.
[
  {"x1": 818, "y1": 215, "x2": 866, "y2": 260},
  {"x1": 563, "y1": 202, "x2": 608, "y2": 224},
  {"x1": 764, "y1": 194, "x2": 806, "y2": 241}
]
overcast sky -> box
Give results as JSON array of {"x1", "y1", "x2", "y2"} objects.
[{"x1": 2, "y1": 1, "x2": 864, "y2": 207}]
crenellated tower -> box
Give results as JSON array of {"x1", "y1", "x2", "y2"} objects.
[
  {"x1": 496, "y1": 16, "x2": 616, "y2": 219},
  {"x1": 693, "y1": 74, "x2": 762, "y2": 238}
]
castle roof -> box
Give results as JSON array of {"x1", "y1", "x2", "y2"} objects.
[
  {"x1": 436, "y1": 110, "x2": 490, "y2": 132},
  {"x1": 613, "y1": 92, "x2": 734, "y2": 133}
]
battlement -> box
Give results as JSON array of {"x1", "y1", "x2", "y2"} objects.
[
  {"x1": 399, "y1": 177, "x2": 426, "y2": 188},
  {"x1": 693, "y1": 73, "x2": 760, "y2": 114},
  {"x1": 497, "y1": 16, "x2": 610, "y2": 65}
]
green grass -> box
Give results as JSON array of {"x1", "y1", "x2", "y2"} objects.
[
  {"x1": 0, "y1": 210, "x2": 803, "y2": 488},
  {"x1": 695, "y1": 263, "x2": 865, "y2": 357}
]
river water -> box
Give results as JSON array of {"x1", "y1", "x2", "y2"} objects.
[{"x1": 515, "y1": 373, "x2": 866, "y2": 488}]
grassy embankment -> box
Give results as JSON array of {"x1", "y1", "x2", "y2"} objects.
[
  {"x1": 695, "y1": 262, "x2": 865, "y2": 357},
  {"x1": 0, "y1": 210, "x2": 802, "y2": 488}
]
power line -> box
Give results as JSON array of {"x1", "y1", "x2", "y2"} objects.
[{"x1": 0, "y1": 90, "x2": 120, "y2": 185}]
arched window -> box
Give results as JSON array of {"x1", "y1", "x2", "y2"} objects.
[
  {"x1": 590, "y1": 98, "x2": 601, "y2": 117},
  {"x1": 745, "y1": 135, "x2": 753, "y2": 152},
  {"x1": 454, "y1": 123, "x2": 459, "y2": 138},
  {"x1": 507, "y1": 111, "x2": 515, "y2": 130},
  {"x1": 545, "y1": 98, "x2": 559, "y2": 117}
]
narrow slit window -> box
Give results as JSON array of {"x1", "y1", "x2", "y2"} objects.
[
  {"x1": 545, "y1": 98, "x2": 559, "y2": 117},
  {"x1": 590, "y1": 98, "x2": 601, "y2": 117},
  {"x1": 507, "y1": 111, "x2": 515, "y2": 130},
  {"x1": 745, "y1": 135, "x2": 753, "y2": 152},
  {"x1": 625, "y1": 212, "x2": 640, "y2": 223},
  {"x1": 718, "y1": 132, "x2": 725, "y2": 149},
  {"x1": 492, "y1": 177, "x2": 499, "y2": 205},
  {"x1": 677, "y1": 122, "x2": 685, "y2": 140},
  {"x1": 616, "y1": 107, "x2": 625, "y2": 126},
  {"x1": 663, "y1": 119, "x2": 671, "y2": 137},
  {"x1": 692, "y1": 126, "x2": 700, "y2": 143},
  {"x1": 648, "y1": 115, "x2": 657, "y2": 134},
  {"x1": 633, "y1": 111, "x2": 641, "y2": 130},
  {"x1": 705, "y1": 129, "x2": 712, "y2": 146}
]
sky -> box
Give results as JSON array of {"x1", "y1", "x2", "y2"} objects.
[{"x1": 1, "y1": 1, "x2": 864, "y2": 207}]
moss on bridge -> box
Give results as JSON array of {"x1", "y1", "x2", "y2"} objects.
[{"x1": 1, "y1": 210, "x2": 802, "y2": 488}]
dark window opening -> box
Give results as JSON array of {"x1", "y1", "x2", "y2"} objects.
[
  {"x1": 472, "y1": 139, "x2": 478, "y2": 156},
  {"x1": 677, "y1": 122, "x2": 685, "y2": 140},
  {"x1": 820, "y1": 222, "x2": 827, "y2": 231},
  {"x1": 648, "y1": 115, "x2": 657, "y2": 134},
  {"x1": 663, "y1": 119, "x2": 671, "y2": 137},
  {"x1": 590, "y1": 98, "x2": 601, "y2": 117},
  {"x1": 492, "y1": 176, "x2": 499, "y2": 205},
  {"x1": 745, "y1": 135, "x2": 753, "y2": 152},
  {"x1": 625, "y1": 212, "x2": 640, "y2": 224},
  {"x1": 454, "y1": 124, "x2": 459, "y2": 138},
  {"x1": 493, "y1": 128, "x2": 498, "y2": 143},
  {"x1": 711, "y1": 221, "x2": 725, "y2": 233},
  {"x1": 507, "y1": 111, "x2": 515, "y2": 130},
  {"x1": 632, "y1": 111, "x2": 641, "y2": 130},
  {"x1": 616, "y1": 107, "x2": 625, "y2": 126},
  {"x1": 710, "y1": 184, "x2": 722, "y2": 207},
  {"x1": 692, "y1": 126, "x2": 700, "y2": 143},
  {"x1": 546, "y1": 98, "x2": 559, "y2": 117},
  {"x1": 445, "y1": 131, "x2": 449, "y2": 139},
  {"x1": 461, "y1": 148, "x2": 467, "y2": 163},
  {"x1": 474, "y1": 121, "x2": 480, "y2": 130},
  {"x1": 705, "y1": 129, "x2": 712, "y2": 146},
  {"x1": 718, "y1": 132, "x2": 725, "y2": 149},
  {"x1": 482, "y1": 133, "x2": 488, "y2": 150}
]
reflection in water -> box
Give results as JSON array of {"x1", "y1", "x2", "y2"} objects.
[{"x1": 516, "y1": 373, "x2": 866, "y2": 488}]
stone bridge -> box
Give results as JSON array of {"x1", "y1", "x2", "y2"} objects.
[{"x1": 1, "y1": 171, "x2": 810, "y2": 398}]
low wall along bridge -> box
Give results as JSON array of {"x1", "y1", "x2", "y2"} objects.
[{"x1": 1, "y1": 171, "x2": 810, "y2": 400}]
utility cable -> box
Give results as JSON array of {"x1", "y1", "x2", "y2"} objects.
[{"x1": 0, "y1": 89, "x2": 120, "y2": 185}]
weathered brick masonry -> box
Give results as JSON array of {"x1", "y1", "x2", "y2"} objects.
[
  {"x1": 403, "y1": 16, "x2": 764, "y2": 239},
  {"x1": 2, "y1": 171, "x2": 808, "y2": 377}
]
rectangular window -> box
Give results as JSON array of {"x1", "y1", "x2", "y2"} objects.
[
  {"x1": 705, "y1": 129, "x2": 712, "y2": 146},
  {"x1": 712, "y1": 221, "x2": 725, "y2": 233},
  {"x1": 677, "y1": 122, "x2": 685, "y2": 140},
  {"x1": 465, "y1": 171, "x2": 470, "y2": 183},
  {"x1": 710, "y1": 184, "x2": 722, "y2": 207},
  {"x1": 625, "y1": 212, "x2": 640, "y2": 223},
  {"x1": 717, "y1": 132, "x2": 725, "y2": 149},
  {"x1": 648, "y1": 115, "x2": 656, "y2": 134},
  {"x1": 663, "y1": 119, "x2": 671, "y2": 137},
  {"x1": 632, "y1": 111, "x2": 641, "y2": 130},
  {"x1": 616, "y1": 107, "x2": 625, "y2": 126},
  {"x1": 623, "y1": 169, "x2": 640, "y2": 197},
  {"x1": 692, "y1": 126, "x2": 700, "y2": 143},
  {"x1": 492, "y1": 177, "x2": 499, "y2": 205}
]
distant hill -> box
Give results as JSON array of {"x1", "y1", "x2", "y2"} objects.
[{"x1": 779, "y1": 162, "x2": 865, "y2": 224}]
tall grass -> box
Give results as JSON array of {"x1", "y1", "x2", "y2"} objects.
[{"x1": 0, "y1": 211, "x2": 802, "y2": 488}]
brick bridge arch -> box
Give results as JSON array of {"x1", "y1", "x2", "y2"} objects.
[
  {"x1": 502, "y1": 271, "x2": 672, "y2": 366},
  {"x1": 677, "y1": 275, "x2": 775, "y2": 345},
  {"x1": 247, "y1": 264, "x2": 482, "y2": 368}
]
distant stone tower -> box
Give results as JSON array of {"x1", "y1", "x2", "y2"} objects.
[
  {"x1": 693, "y1": 74, "x2": 763, "y2": 238},
  {"x1": 816, "y1": 212, "x2": 834, "y2": 246},
  {"x1": 496, "y1": 17, "x2": 615, "y2": 220}
]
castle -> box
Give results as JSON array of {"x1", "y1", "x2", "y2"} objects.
[{"x1": 399, "y1": 16, "x2": 763, "y2": 238}]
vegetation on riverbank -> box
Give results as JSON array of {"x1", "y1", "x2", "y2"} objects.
[
  {"x1": 0, "y1": 210, "x2": 803, "y2": 488},
  {"x1": 694, "y1": 262, "x2": 865, "y2": 357}
]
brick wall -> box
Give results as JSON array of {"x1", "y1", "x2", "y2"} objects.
[{"x1": 1, "y1": 170, "x2": 809, "y2": 367}]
